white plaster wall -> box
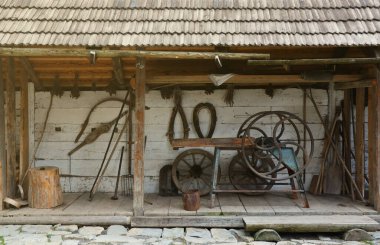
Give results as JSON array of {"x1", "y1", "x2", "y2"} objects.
[{"x1": 33, "y1": 88, "x2": 335, "y2": 193}]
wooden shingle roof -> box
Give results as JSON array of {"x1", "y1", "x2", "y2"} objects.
[{"x1": 0, "y1": 0, "x2": 379, "y2": 47}]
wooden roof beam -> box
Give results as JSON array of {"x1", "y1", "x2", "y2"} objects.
[
  {"x1": 334, "y1": 79, "x2": 374, "y2": 90},
  {"x1": 146, "y1": 74, "x2": 367, "y2": 85},
  {"x1": 0, "y1": 48, "x2": 270, "y2": 60},
  {"x1": 19, "y1": 57, "x2": 42, "y2": 89},
  {"x1": 247, "y1": 57, "x2": 380, "y2": 66}
]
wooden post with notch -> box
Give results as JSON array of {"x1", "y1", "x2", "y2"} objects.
[
  {"x1": 133, "y1": 57, "x2": 145, "y2": 216},
  {"x1": 355, "y1": 88, "x2": 365, "y2": 199},
  {"x1": 0, "y1": 58, "x2": 5, "y2": 210},
  {"x1": 19, "y1": 67, "x2": 29, "y2": 197},
  {"x1": 371, "y1": 49, "x2": 380, "y2": 210},
  {"x1": 5, "y1": 57, "x2": 17, "y2": 198}
]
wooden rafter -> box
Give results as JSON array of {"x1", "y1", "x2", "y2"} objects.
[
  {"x1": 334, "y1": 79, "x2": 373, "y2": 90},
  {"x1": 19, "y1": 57, "x2": 42, "y2": 89}
]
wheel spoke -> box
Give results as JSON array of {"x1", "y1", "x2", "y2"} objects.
[
  {"x1": 198, "y1": 155, "x2": 207, "y2": 166},
  {"x1": 181, "y1": 158, "x2": 193, "y2": 168},
  {"x1": 192, "y1": 153, "x2": 197, "y2": 166},
  {"x1": 201, "y1": 163, "x2": 212, "y2": 170},
  {"x1": 199, "y1": 176, "x2": 211, "y2": 188}
]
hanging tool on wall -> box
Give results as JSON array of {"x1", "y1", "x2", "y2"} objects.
[
  {"x1": 111, "y1": 146, "x2": 125, "y2": 200},
  {"x1": 126, "y1": 90, "x2": 134, "y2": 196},
  {"x1": 89, "y1": 90, "x2": 130, "y2": 200},
  {"x1": 75, "y1": 97, "x2": 127, "y2": 143},
  {"x1": 167, "y1": 86, "x2": 190, "y2": 143},
  {"x1": 68, "y1": 110, "x2": 128, "y2": 156},
  {"x1": 70, "y1": 73, "x2": 80, "y2": 99}
]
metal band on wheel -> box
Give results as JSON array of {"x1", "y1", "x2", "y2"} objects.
[{"x1": 239, "y1": 111, "x2": 314, "y2": 181}]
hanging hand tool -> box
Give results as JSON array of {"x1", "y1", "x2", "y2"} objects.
[
  {"x1": 89, "y1": 90, "x2": 130, "y2": 200},
  {"x1": 126, "y1": 92, "x2": 134, "y2": 196},
  {"x1": 112, "y1": 146, "x2": 124, "y2": 200},
  {"x1": 68, "y1": 110, "x2": 128, "y2": 156},
  {"x1": 75, "y1": 97, "x2": 126, "y2": 143}
]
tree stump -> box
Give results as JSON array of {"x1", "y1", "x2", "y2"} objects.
[{"x1": 28, "y1": 166, "x2": 63, "y2": 208}]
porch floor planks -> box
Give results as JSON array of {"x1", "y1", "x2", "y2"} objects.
[
  {"x1": 144, "y1": 194, "x2": 170, "y2": 216},
  {"x1": 0, "y1": 192, "x2": 376, "y2": 219},
  {"x1": 264, "y1": 193, "x2": 304, "y2": 215},
  {"x1": 218, "y1": 193, "x2": 247, "y2": 215},
  {"x1": 196, "y1": 196, "x2": 222, "y2": 216},
  {"x1": 3, "y1": 192, "x2": 83, "y2": 216},
  {"x1": 239, "y1": 194, "x2": 275, "y2": 215}
]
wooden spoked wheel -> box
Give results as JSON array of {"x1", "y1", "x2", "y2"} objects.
[
  {"x1": 172, "y1": 149, "x2": 220, "y2": 196},
  {"x1": 229, "y1": 153, "x2": 276, "y2": 195}
]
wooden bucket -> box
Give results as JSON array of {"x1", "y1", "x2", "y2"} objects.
[
  {"x1": 182, "y1": 189, "x2": 200, "y2": 211},
  {"x1": 28, "y1": 166, "x2": 63, "y2": 209}
]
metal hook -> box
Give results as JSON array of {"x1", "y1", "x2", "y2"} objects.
[
  {"x1": 214, "y1": 55, "x2": 222, "y2": 68},
  {"x1": 89, "y1": 50, "x2": 97, "y2": 64}
]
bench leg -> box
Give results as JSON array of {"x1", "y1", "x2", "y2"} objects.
[{"x1": 209, "y1": 148, "x2": 220, "y2": 208}]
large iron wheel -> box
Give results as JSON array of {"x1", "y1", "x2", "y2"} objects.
[
  {"x1": 172, "y1": 149, "x2": 220, "y2": 196},
  {"x1": 229, "y1": 153, "x2": 276, "y2": 195},
  {"x1": 240, "y1": 111, "x2": 314, "y2": 181}
]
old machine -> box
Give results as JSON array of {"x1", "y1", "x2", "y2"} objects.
[{"x1": 171, "y1": 111, "x2": 314, "y2": 208}]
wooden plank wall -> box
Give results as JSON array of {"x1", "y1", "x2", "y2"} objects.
[{"x1": 33, "y1": 88, "x2": 332, "y2": 193}]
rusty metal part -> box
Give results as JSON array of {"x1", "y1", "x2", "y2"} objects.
[
  {"x1": 171, "y1": 149, "x2": 220, "y2": 196},
  {"x1": 182, "y1": 189, "x2": 200, "y2": 211},
  {"x1": 75, "y1": 97, "x2": 127, "y2": 143},
  {"x1": 192, "y1": 102, "x2": 217, "y2": 138},
  {"x1": 228, "y1": 153, "x2": 276, "y2": 195},
  {"x1": 68, "y1": 110, "x2": 128, "y2": 156},
  {"x1": 159, "y1": 165, "x2": 178, "y2": 196},
  {"x1": 111, "y1": 146, "x2": 124, "y2": 200},
  {"x1": 240, "y1": 111, "x2": 314, "y2": 181}
]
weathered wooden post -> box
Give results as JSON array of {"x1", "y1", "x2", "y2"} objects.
[
  {"x1": 0, "y1": 58, "x2": 5, "y2": 210},
  {"x1": 5, "y1": 57, "x2": 17, "y2": 198},
  {"x1": 133, "y1": 57, "x2": 146, "y2": 216}
]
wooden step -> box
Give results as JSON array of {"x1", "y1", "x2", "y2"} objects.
[
  {"x1": 132, "y1": 216, "x2": 244, "y2": 228},
  {"x1": 244, "y1": 215, "x2": 379, "y2": 232}
]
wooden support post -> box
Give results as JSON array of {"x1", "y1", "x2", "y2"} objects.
[
  {"x1": 0, "y1": 58, "x2": 5, "y2": 210},
  {"x1": 372, "y1": 49, "x2": 380, "y2": 210},
  {"x1": 133, "y1": 57, "x2": 145, "y2": 216},
  {"x1": 19, "y1": 68, "x2": 29, "y2": 196},
  {"x1": 5, "y1": 57, "x2": 17, "y2": 198},
  {"x1": 355, "y1": 88, "x2": 365, "y2": 199},
  {"x1": 343, "y1": 90, "x2": 353, "y2": 198},
  {"x1": 28, "y1": 82, "x2": 35, "y2": 165},
  {"x1": 368, "y1": 83, "x2": 377, "y2": 205}
]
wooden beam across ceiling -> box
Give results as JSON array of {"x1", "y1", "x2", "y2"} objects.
[
  {"x1": 0, "y1": 48, "x2": 270, "y2": 60},
  {"x1": 247, "y1": 57, "x2": 380, "y2": 66},
  {"x1": 146, "y1": 74, "x2": 366, "y2": 85}
]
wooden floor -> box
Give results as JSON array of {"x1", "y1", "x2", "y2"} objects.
[{"x1": 0, "y1": 192, "x2": 377, "y2": 218}]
